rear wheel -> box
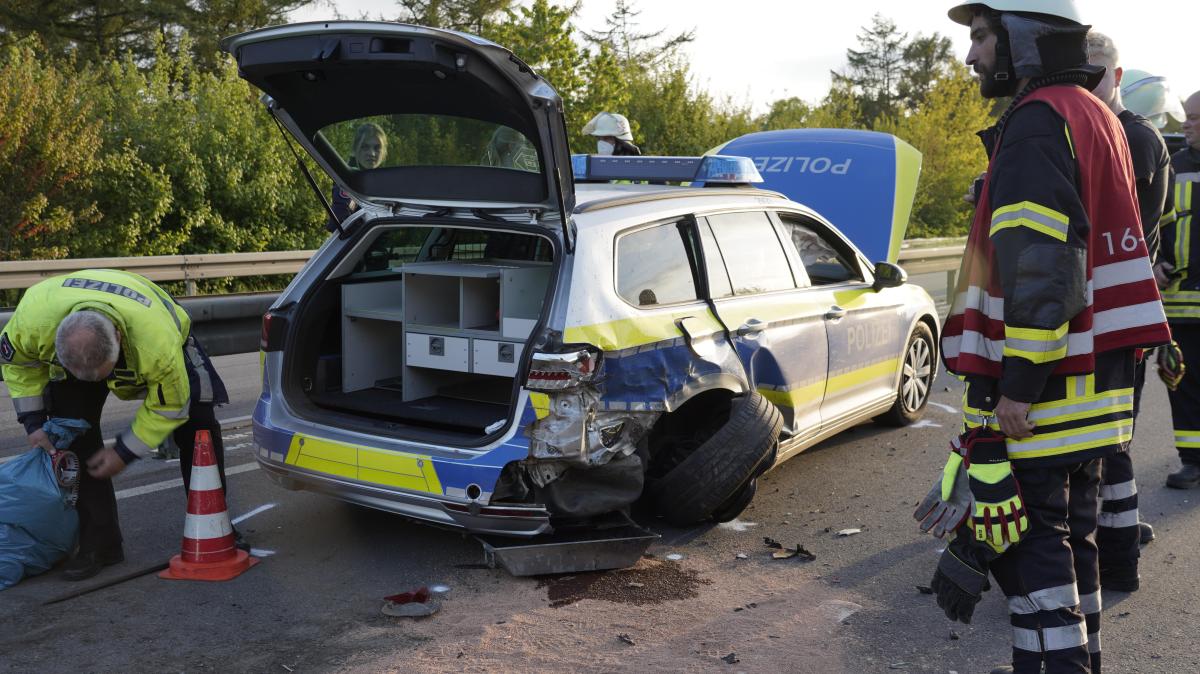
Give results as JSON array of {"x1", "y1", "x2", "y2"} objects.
[
  {"x1": 875, "y1": 322, "x2": 935, "y2": 426},
  {"x1": 647, "y1": 392, "x2": 783, "y2": 525}
]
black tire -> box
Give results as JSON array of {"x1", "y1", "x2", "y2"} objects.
[
  {"x1": 710, "y1": 478, "x2": 757, "y2": 523},
  {"x1": 649, "y1": 392, "x2": 783, "y2": 525},
  {"x1": 875, "y1": 321, "x2": 936, "y2": 427}
]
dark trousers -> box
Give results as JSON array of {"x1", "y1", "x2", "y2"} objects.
[
  {"x1": 990, "y1": 459, "x2": 1102, "y2": 673},
  {"x1": 1169, "y1": 323, "x2": 1200, "y2": 465},
  {"x1": 48, "y1": 378, "x2": 118, "y2": 555},
  {"x1": 46, "y1": 382, "x2": 228, "y2": 556},
  {"x1": 1097, "y1": 360, "x2": 1143, "y2": 571}
]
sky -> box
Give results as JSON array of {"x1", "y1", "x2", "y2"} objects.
[{"x1": 289, "y1": 1, "x2": 1198, "y2": 115}]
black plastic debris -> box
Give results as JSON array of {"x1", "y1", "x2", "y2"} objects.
[
  {"x1": 721, "y1": 653, "x2": 740, "y2": 664},
  {"x1": 916, "y1": 585, "x2": 934, "y2": 594},
  {"x1": 618, "y1": 634, "x2": 635, "y2": 646}
]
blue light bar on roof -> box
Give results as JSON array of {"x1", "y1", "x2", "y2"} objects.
[{"x1": 571, "y1": 154, "x2": 763, "y2": 185}]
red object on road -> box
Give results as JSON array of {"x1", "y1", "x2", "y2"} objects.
[{"x1": 160, "y1": 430, "x2": 259, "y2": 581}]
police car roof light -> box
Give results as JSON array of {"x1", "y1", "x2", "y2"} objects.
[{"x1": 571, "y1": 154, "x2": 763, "y2": 185}]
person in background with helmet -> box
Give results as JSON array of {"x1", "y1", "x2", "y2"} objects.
[
  {"x1": 1084, "y1": 31, "x2": 1171, "y2": 590},
  {"x1": 1160, "y1": 91, "x2": 1200, "y2": 489},
  {"x1": 929, "y1": 2, "x2": 1170, "y2": 672},
  {"x1": 582, "y1": 112, "x2": 642, "y2": 156},
  {"x1": 1121, "y1": 70, "x2": 1187, "y2": 132}
]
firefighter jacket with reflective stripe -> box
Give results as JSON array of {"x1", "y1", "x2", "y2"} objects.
[
  {"x1": 1119, "y1": 110, "x2": 1173, "y2": 263},
  {"x1": 943, "y1": 85, "x2": 1170, "y2": 404},
  {"x1": 1161, "y1": 146, "x2": 1200, "y2": 322},
  {"x1": 0, "y1": 270, "x2": 192, "y2": 459}
]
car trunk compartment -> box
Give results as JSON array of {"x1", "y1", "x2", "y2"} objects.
[{"x1": 289, "y1": 223, "x2": 555, "y2": 440}]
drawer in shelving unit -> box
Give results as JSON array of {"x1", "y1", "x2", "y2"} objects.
[
  {"x1": 406, "y1": 333, "x2": 470, "y2": 372},
  {"x1": 473, "y1": 339, "x2": 524, "y2": 377}
]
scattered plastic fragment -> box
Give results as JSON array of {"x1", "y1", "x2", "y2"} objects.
[
  {"x1": 721, "y1": 653, "x2": 740, "y2": 664},
  {"x1": 764, "y1": 536, "x2": 783, "y2": 549},
  {"x1": 626, "y1": 581, "x2": 645, "y2": 588},
  {"x1": 818, "y1": 599, "x2": 863, "y2": 623},
  {"x1": 617, "y1": 633, "x2": 635, "y2": 646},
  {"x1": 836, "y1": 528, "x2": 862, "y2": 537},
  {"x1": 666, "y1": 553, "x2": 684, "y2": 561},
  {"x1": 735, "y1": 553, "x2": 749, "y2": 560},
  {"x1": 772, "y1": 544, "x2": 817, "y2": 561},
  {"x1": 889, "y1": 663, "x2": 909, "y2": 670},
  {"x1": 381, "y1": 586, "x2": 441, "y2": 618},
  {"x1": 430, "y1": 584, "x2": 451, "y2": 595},
  {"x1": 950, "y1": 630, "x2": 960, "y2": 640},
  {"x1": 916, "y1": 585, "x2": 934, "y2": 595}
]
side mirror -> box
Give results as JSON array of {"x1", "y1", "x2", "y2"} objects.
[{"x1": 872, "y1": 261, "x2": 907, "y2": 291}]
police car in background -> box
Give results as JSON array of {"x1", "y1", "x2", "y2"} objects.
[{"x1": 223, "y1": 21, "x2": 939, "y2": 536}]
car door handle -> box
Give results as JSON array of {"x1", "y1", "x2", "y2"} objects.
[
  {"x1": 825, "y1": 305, "x2": 847, "y2": 321},
  {"x1": 737, "y1": 318, "x2": 766, "y2": 336}
]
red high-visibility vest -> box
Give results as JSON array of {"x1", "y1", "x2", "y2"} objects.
[{"x1": 942, "y1": 85, "x2": 1171, "y2": 378}]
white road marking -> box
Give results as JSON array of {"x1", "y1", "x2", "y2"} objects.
[
  {"x1": 911, "y1": 419, "x2": 943, "y2": 429},
  {"x1": 114, "y1": 462, "x2": 259, "y2": 500},
  {"x1": 232, "y1": 502, "x2": 277, "y2": 525},
  {"x1": 226, "y1": 442, "x2": 253, "y2": 451},
  {"x1": 928, "y1": 402, "x2": 959, "y2": 414}
]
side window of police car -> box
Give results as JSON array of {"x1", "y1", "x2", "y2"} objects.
[
  {"x1": 705, "y1": 211, "x2": 796, "y2": 295},
  {"x1": 616, "y1": 222, "x2": 701, "y2": 307},
  {"x1": 777, "y1": 214, "x2": 863, "y2": 286}
]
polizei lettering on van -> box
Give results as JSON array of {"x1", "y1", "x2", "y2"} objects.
[
  {"x1": 62, "y1": 278, "x2": 153, "y2": 307},
  {"x1": 753, "y1": 156, "x2": 853, "y2": 175}
]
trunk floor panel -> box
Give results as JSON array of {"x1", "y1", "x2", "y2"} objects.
[{"x1": 309, "y1": 389, "x2": 510, "y2": 433}]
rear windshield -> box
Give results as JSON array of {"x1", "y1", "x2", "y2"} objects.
[
  {"x1": 317, "y1": 114, "x2": 541, "y2": 173},
  {"x1": 352, "y1": 227, "x2": 553, "y2": 275}
]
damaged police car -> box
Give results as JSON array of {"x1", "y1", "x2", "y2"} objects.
[{"x1": 224, "y1": 21, "x2": 939, "y2": 537}]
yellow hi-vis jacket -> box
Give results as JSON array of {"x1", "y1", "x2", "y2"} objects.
[{"x1": 0, "y1": 270, "x2": 192, "y2": 459}]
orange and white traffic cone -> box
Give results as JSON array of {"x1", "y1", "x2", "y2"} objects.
[{"x1": 160, "y1": 429, "x2": 259, "y2": 581}]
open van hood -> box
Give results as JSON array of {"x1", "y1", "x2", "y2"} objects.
[
  {"x1": 220, "y1": 21, "x2": 575, "y2": 228},
  {"x1": 710, "y1": 129, "x2": 921, "y2": 264}
]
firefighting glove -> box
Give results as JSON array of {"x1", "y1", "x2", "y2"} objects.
[
  {"x1": 913, "y1": 449, "x2": 972, "y2": 538},
  {"x1": 1158, "y1": 341, "x2": 1186, "y2": 391},
  {"x1": 930, "y1": 526, "x2": 1000, "y2": 624},
  {"x1": 960, "y1": 426, "x2": 1028, "y2": 553}
]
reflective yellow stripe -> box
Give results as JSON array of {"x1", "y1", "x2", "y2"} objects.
[
  {"x1": 759, "y1": 379, "x2": 825, "y2": 410},
  {"x1": 991, "y1": 201, "x2": 1070, "y2": 242},
  {"x1": 1006, "y1": 419, "x2": 1133, "y2": 459},
  {"x1": 1063, "y1": 123, "x2": 1075, "y2": 159},
  {"x1": 1174, "y1": 430, "x2": 1200, "y2": 448},
  {"x1": 1004, "y1": 322, "x2": 1069, "y2": 363},
  {"x1": 285, "y1": 435, "x2": 443, "y2": 494}
]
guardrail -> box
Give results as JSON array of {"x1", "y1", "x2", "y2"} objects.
[
  {"x1": 0, "y1": 241, "x2": 965, "y2": 359},
  {"x1": 0, "y1": 250, "x2": 316, "y2": 295}
]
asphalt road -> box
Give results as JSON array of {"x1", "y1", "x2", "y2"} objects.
[{"x1": 2, "y1": 365, "x2": 1197, "y2": 673}]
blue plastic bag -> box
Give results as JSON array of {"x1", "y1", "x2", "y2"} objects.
[{"x1": 0, "y1": 449, "x2": 79, "y2": 590}]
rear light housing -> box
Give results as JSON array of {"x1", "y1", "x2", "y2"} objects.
[
  {"x1": 525, "y1": 346, "x2": 602, "y2": 391},
  {"x1": 261, "y1": 311, "x2": 288, "y2": 352}
]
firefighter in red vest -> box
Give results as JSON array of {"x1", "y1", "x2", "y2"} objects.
[{"x1": 928, "y1": 2, "x2": 1171, "y2": 672}]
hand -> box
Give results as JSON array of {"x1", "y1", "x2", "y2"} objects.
[
  {"x1": 962, "y1": 172, "x2": 985, "y2": 205},
  {"x1": 1154, "y1": 261, "x2": 1175, "y2": 289},
  {"x1": 994, "y1": 396, "x2": 1033, "y2": 439},
  {"x1": 28, "y1": 429, "x2": 56, "y2": 455},
  {"x1": 86, "y1": 446, "x2": 127, "y2": 478}
]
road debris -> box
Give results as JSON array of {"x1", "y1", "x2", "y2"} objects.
[
  {"x1": 617, "y1": 633, "x2": 635, "y2": 646},
  {"x1": 771, "y1": 544, "x2": 817, "y2": 561},
  {"x1": 536, "y1": 558, "x2": 711, "y2": 608},
  {"x1": 950, "y1": 630, "x2": 960, "y2": 640},
  {"x1": 721, "y1": 653, "x2": 740, "y2": 664},
  {"x1": 836, "y1": 528, "x2": 862, "y2": 537},
  {"x1": 381, "y1": 586, "x2": 441, "y2": 618},
  {"x1": 818, "y1": 599, "x2": 863, "y2": 624},
  {"x1": 916, "y1": 585, "x2": 934, "y2": 594},
  {"x1": 735, "y1": 553, "x2": 749, "y2": 560},
  {"x1": 665, "y1": 553, "x2": 684, "y2": 561}
]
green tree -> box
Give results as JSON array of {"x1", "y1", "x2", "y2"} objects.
[
  {"x1": 0, "y1": 0, "x2": 308, "y2": 68},
  {"x1": 394, "y1": 0, "x2": 512, "y2": 32},
  {"x1": 0, "y1": 43, "x2": 103, "y2": 260},
  {"x1": 898, "y1": 33, "x2": 957, "y2": 112},
  {"x1": 878, "y1": 65, "x2": 992, "y2": 237},
  {"x1": 832, "y1": 13, "x2": 907, "y2": 126}
]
